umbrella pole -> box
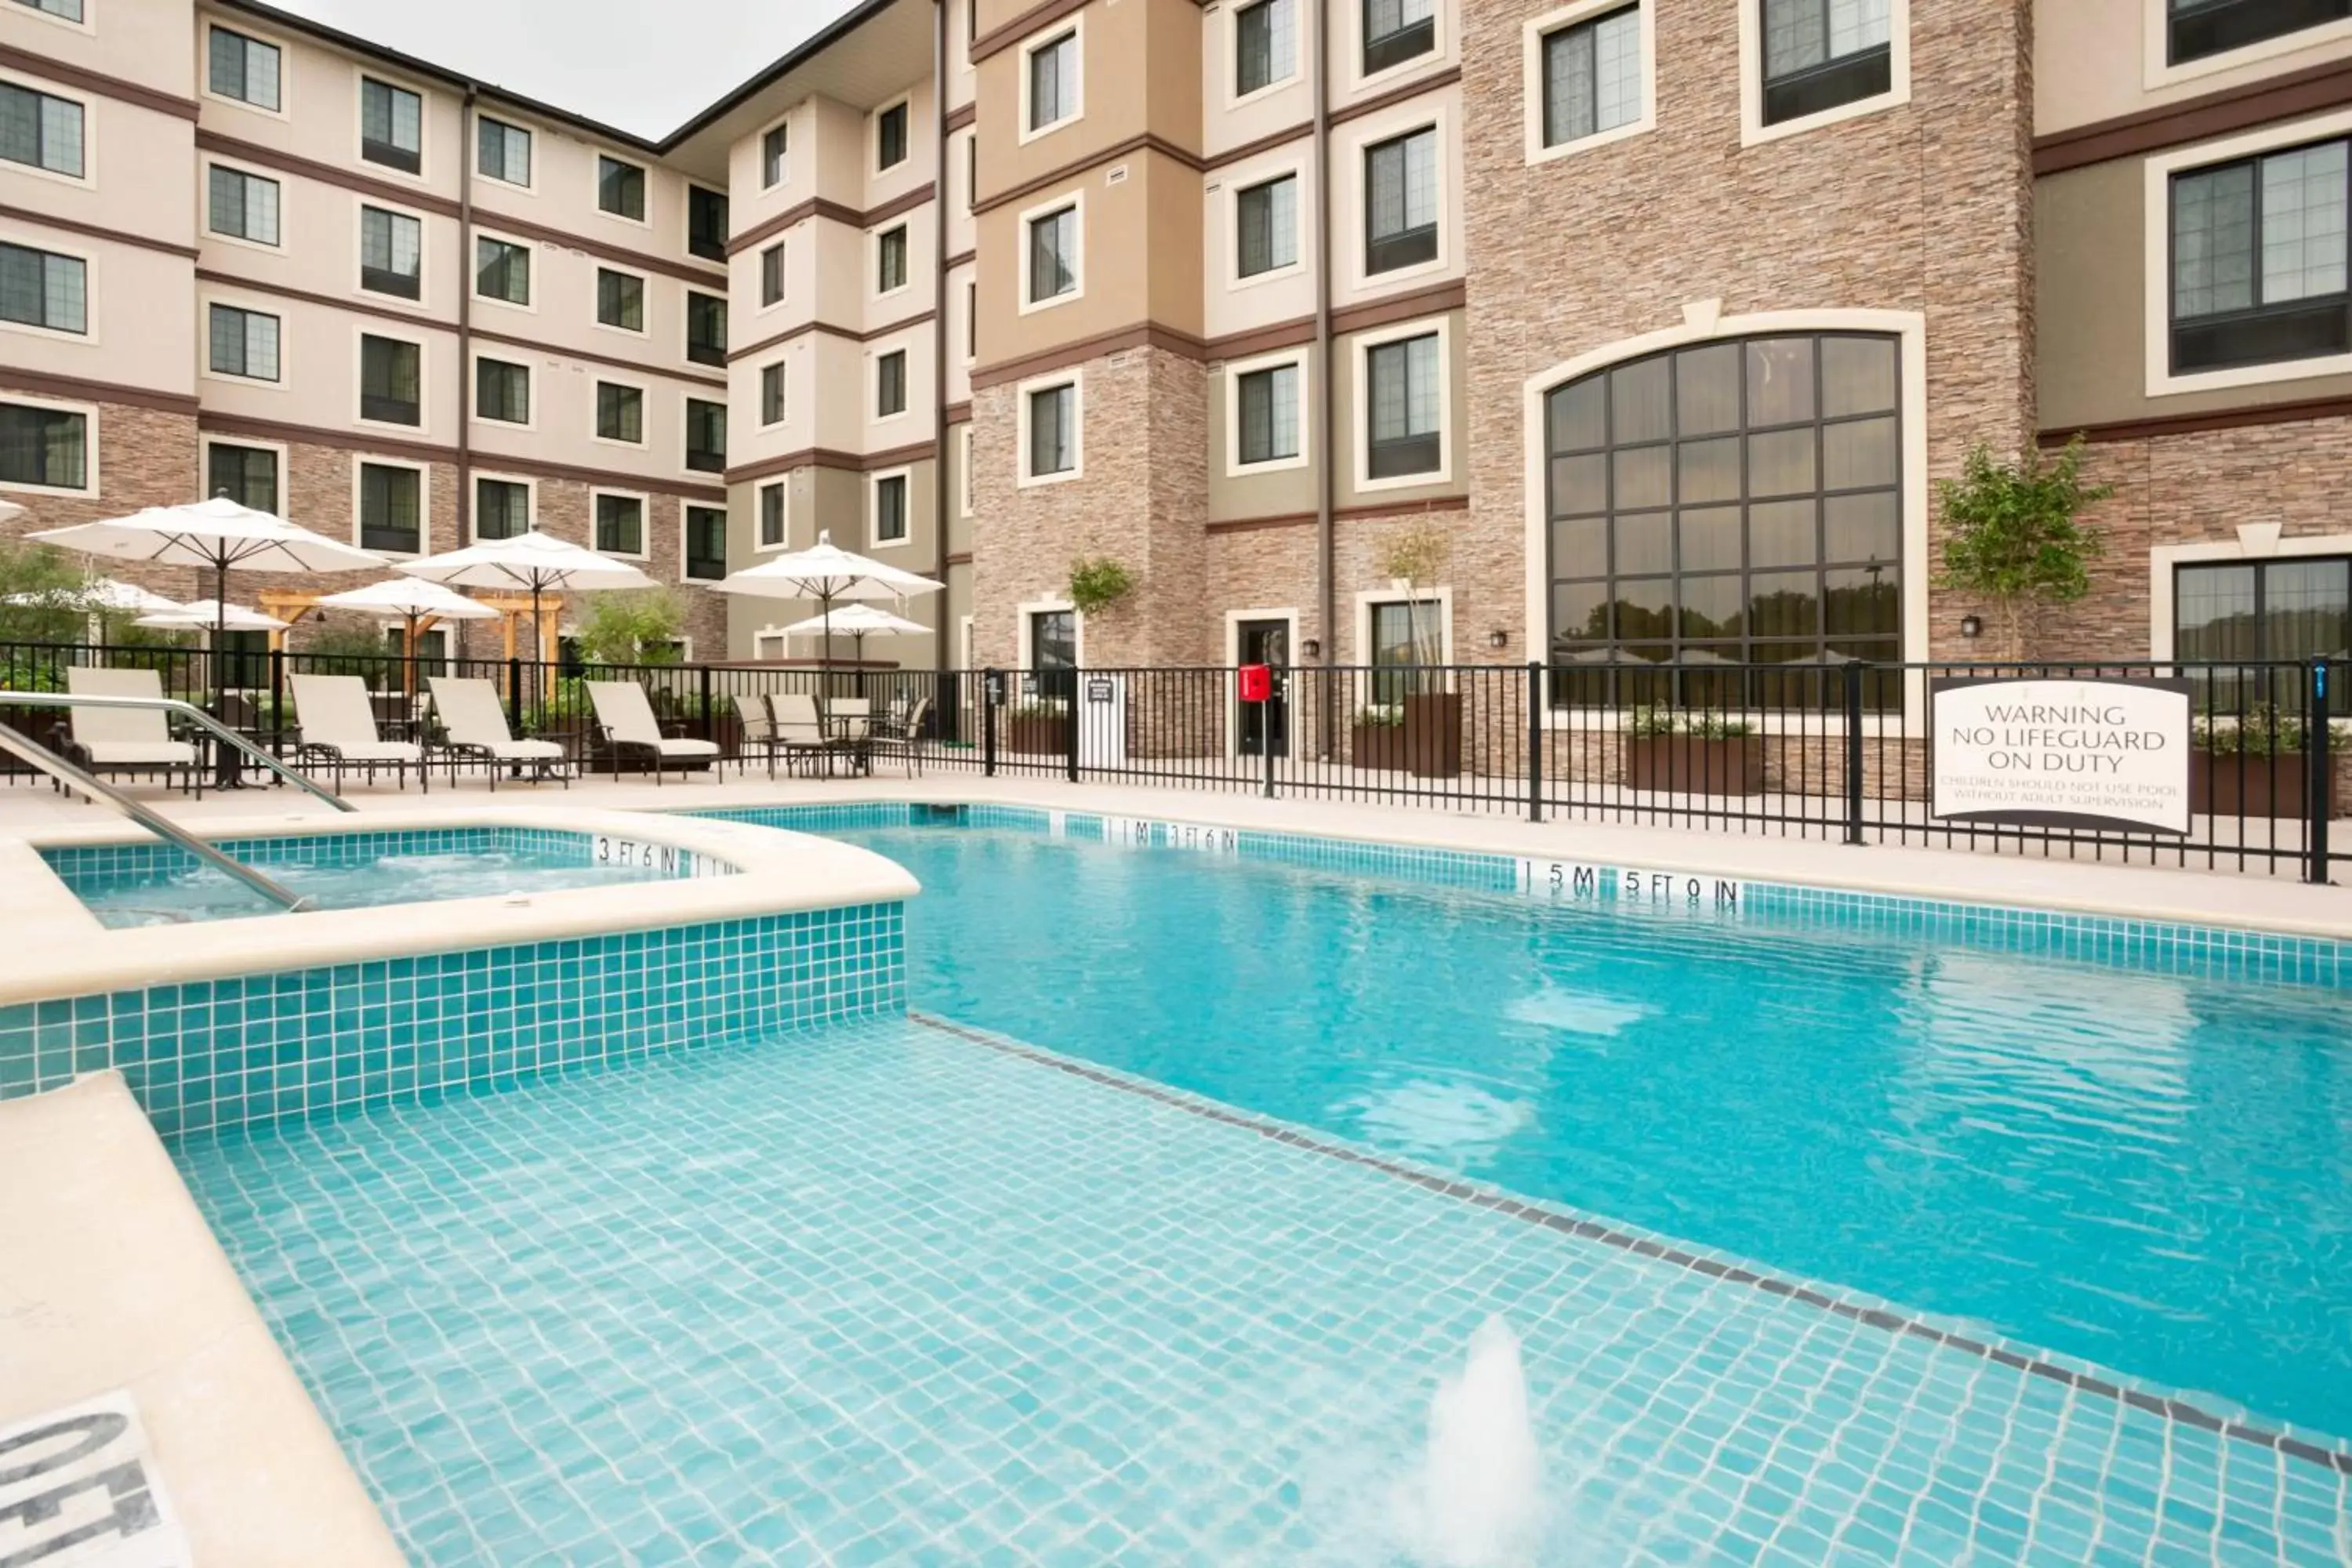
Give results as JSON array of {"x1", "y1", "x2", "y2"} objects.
[{"x1": 212, "y1": 556, "x2": 242, "y2": 789}]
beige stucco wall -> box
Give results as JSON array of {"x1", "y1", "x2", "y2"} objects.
[
  {"x1": 978, "y1": 147, "x2": 1203, "y2": 365},
  {"x1": 1200, "y1": 143, "x2": 1319, "y2": 343},
  {"x1": 2, "y1": 0, "x2": 192, "y2": 96},
  {"x1": 1204, "y1": 350, "x2": 1319, "y2": 523},
  {"x1": 2035, "y1": 0, "x2": 2352, "y2": 137},
  {"x1": 1199, "y1": 0, "x2": 1316, "y2": 160}
]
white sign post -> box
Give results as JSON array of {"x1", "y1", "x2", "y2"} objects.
[
  {"x1": 1077, "y1": 673, "x2": 1127, "y2": 768},
  {"x1": 1931, "y1": 677, "x2": 2192, "y2": 836}
]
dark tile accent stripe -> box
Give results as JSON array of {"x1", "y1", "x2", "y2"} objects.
[{"x1": 909, "y1": 1009, "x2": 2352, "y2": 1476}]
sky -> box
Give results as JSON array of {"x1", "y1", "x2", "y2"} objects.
[{"x1": 266, "y1": 0, "x2": 866, "y2": 140}]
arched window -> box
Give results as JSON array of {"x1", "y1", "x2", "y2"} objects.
[{"x1": 1544, "y1": 332, "x2": 1902, "y2": 707}]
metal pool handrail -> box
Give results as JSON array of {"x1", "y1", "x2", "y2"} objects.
[{"x1": 0, "y1": 689, "x2": 354, "y2": 812}]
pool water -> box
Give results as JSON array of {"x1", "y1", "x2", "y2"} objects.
[{"x1": 805, "y1": 824, "x2": 2352, "y2": 1445}]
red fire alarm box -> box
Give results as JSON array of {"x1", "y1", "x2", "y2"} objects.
[{"x1": 1237, "y1": 664, "x2": 1272, "y2": 703}]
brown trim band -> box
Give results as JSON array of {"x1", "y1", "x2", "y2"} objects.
[
  {"x1": 196, "y1": 129, "x2": 462, "y2": 220},
  {"x1": 1205, "y1": 315, "x2": 1319, "y2": 361},
  {"x1": 0, "y1": 205, "x2": 199, "y2": 260},
  {"x1": 944, "y1": 551, "x2": 974, "y2": 566},
  {"x1": 946, "y1": 103, "x2": 976, "y2": 133},
  {"x1": 1330, "y1": 280, "x2": 1466, "y2": 337},
  {"x1": 470, "y1": 327, "x2": 729, "y2": 389},
  {"x1": 971, "y1": 0, "x2": 1089, "y2": 63},
  {"x1": 2040, "y1": 396, "x2": 2352, "y2": 446},
  {"x1": 943, "y1": 400, "x2": 973, "y2": 425},
  {"x1": 974, "y1": 133, "x2": 1204, "y2": 216},
  {"x1": 723, "y1": 439, "x2": 939, "y2": 485},
  {"x1": 724, "y1": 184, "x2": 938, "y2": 258},
  {"x1": 1207, "y1": 495, "x2": 1468, "y2": 534},
  {"x1": 194, "y1": 268, "x2": 456, "y2": 332},
  {"x1": 944, "y1": 249, "x2": 977, "y2": 271},
  {"x1": 473, "y1": 208, "x2": 728, "y2": 287},
  {"x1": 0, "y1": 368, "x2": 198, "y2": 417},
  {"x1": 1205, "y1": 511, "x2": 1316, "y2": 536},
  {"x1": 2034, "y1": 57, "x2": 2352, "y2": 176},
  {"x1": 727, "y1": 308, "x2": 939, "y2": 364},
  {"x1": 1204, "y1": 123, "x2": 1315, "y2": 172},
  {"x1": 970, "y1": 321, "x2": 1210, "y2": 390},
  {"x1": 1327, "y1": 67, "x2": 1461, "y2": 129},
  {"x1": 196, "y1": 410, "x2": 728, "y2": 500},
  {"x1": 0, "y1": 43, "x2": 200, "y2": 121}
]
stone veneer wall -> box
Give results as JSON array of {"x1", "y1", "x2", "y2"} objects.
[{"x1": 0, "y1": 401, "x2": 202, "y2": 607}]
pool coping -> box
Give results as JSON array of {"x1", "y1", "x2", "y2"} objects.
[{"x1": 0, "y1": 805, "x2": 918, "y2": 1009}]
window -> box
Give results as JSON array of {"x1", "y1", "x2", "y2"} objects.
[
  {"x1": 877, "y1": 224, "x2": 909, "y2": 293},
  {"x1": 967, "y1": 279, "x2": 978, "y2": 357},
  {"x1": 2170, "y1": 137, "x2": 2350, "y2": 375},
  {"x1": 595, "y1": 493, "x2": 644, "y2": 555},
  {"x1": 1236, "y1": 174, "x2": 1299, "y2": 278},
  {"x1": 596, "y1": 383, "x2": 644, "y2": 443},
  {"x1": 1031, "y1": 608, "x2": 1076, "y2": 702},
  {"x1": 688, "y1": 185, "x2": 728, "y2": 262},
  {"x1": 877, "y1": 101, "x2": 909, "y2": 169},
  {"x1": 1237, "y1": 363, "x2": 1301, "y2": 465},
  {"x1": 760, "y1": 241, "x2": 786, "y2": 306},
  {"x1": 360, "y1": 206, "x2": 423, "y2": 299},
  {"x1": 0, "y1": 245, "x2": 85, "y2": 334},
  {"x1": 597, "y1": 268, "x2": 644, "y2": 332},
  {"x1": 0, "y1": 401, "x2": 85, "y2": 489},
  {"x1": 475, "y1": 477, "x2": 528, "y2": 539},
  {"x1": 475, "y1": 358, "x2": 529, "y2": 423},
  {"x1": 873, "y1": 473, "x2": 908, "y2": 543},
  {"x1": 762, "y1": 122, "x2": 788, "y2": 187},
  {"x1": 598, "y1": 155, "x2": 645, "y2": 220},
  {"x1": 208, "y1": 166, "x2": 280, "y2": 245},
  {"x1": 1370, "y1": 600, "x2": 1444, "y2": 702},
  {"x1": 1029, "y1": 31, "x2": 1080, "y2": 132},
  {"x1": 361, "y1": 78, "x2": 423, "y2": 174},
  {"x1": 208, "y1": 303, "x2": 279, "y2": 380},
  {"x1": 1029, "y1": 381, "x2": 1076, "y2": 476},
  {"x1": 1366, "y1": 331, "x2": 1441, "y2": 478},
  {"x1": 2175, "y1": 556, "x2": 2351, "y2": 713},
  {"x1": 758, "y1": 482, "x2": 786, "y2": 547},
  {"x1": 684, "y1": 506, "x2": 728, "y2": 580},
  {"x1": 478, "y1": 116, "x2": 531, "y2": 185},
  {"x1": 687, "y1": 291, "x2": 727, "y2": 366},
  {"x1": 1236, "y1": 0, "x2": 1298, "y2": 94},
  {"x1": 360, "y1": 335, "x2": 421, "y2": 425},
  {"x1": 0, "y1": 84, "x2": 84, "y2": 178},
  {"x1": 1363, "y1": 0, "x2": 1436, "y2": 74},
  {"x1": 1029, "y1": 203, "x2": 1079, "y2": 303},
  {"x1": 1542, "y1": 6, "x2": 1642, "y2": 148},
  {"x1": 760, "y1": 362, "x2": 786, "y2": 425},
  {"x1": 14, "y1": 0, "x2": 85, "y2": 20},
  {"x1": 476, "y1": 237, "x2": 529, "y2": 305},
  {"x1": 205, "y1": 443, "x2": 276, "y2": 511},
  {"x1": 967, "y1": 135, "x2": 978, "y2": 212},
  {"x1": 208, "y1": 28, "x2": 280, "y2": 111},
  {"x1": 1544, "y1": 332, "x2": 1904, "y2": 706},
  {"x1": 877, "y1": 349, "x2": 907, "y2": 417},
  {"x1": 358, "y1": 463, "x2": 422, "y2": 553},
  {"x1": 2170, "y1": 0, "x2": 2351, "y2": 65},
  {"x1": 1759, "y1": 0, "x2": 1891, "y2": 126},
  {"x1": 686, "y1": 398, "x2": 725, "y2": 472},
  {"x1": 1365, "y1": 129, "x2": 1438, "y2": 274}
]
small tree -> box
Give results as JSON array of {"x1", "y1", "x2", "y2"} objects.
[
  {"x1": 1066, "y1": 557, "x2": 1134, "y2": 618},
  {"x1": 0, "y1": 539, "x2": 88, "y2": 644},
  {"x1": 1936, "y1": 434, "x2": 2113, "y2": 660},
  {"x1": 1376, "y1": 517, "x2": 1452, "y2": 673},
  {"x1": 570, "y1": 587, "x2": 687, "y2": 666}
]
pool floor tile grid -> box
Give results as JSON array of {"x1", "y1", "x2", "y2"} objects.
[
  {"x1": 174, "y1": 1016, "x2": 2352, "y2": 1566},
  {"x1": 0, "y1": 903, "x2": 904, "y2": 1136}
]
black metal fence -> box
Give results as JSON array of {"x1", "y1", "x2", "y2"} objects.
[{"x1": 3, "y1": 641, "x2": 2342, "y2": 882}]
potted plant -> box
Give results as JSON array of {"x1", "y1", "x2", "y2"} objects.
[
  {"x1": 1348, "y1": 703, "x2": 1408, "y2": 771},
  {"x1": 2190, "y1": 702, "x2": 2343, "y2": 818},
  {"x1": 1004, "y1": 699, "x2": 1068, "y2": 754},
  {"x1": 1934, "y1": 434, "x2": 2114, "y2": 661},
  {"x1": 1621, "y1": 706, "x2": 1766, "y2": 795},
  {"x1": 1376, "y1": 519, "x2": 1460, "y2": 778}
]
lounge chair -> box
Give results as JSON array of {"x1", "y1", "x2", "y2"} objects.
[
  {"x1": 429, "y1": 676, "x2": 571, "y2": 789},
  {"x1": 289, "y1": 673, "x2": 428, "y2": 793},
  {"x1": 585, "y1": 680, "x2": 720, "y2": 785},
  {"x1": 771, "y1": 692, "x2": 837, "y2": 777},
  {"x1": 63, "y1": 666, "x2": 202, "y2": 797}
]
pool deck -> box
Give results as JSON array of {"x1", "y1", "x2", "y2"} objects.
[{"x1": 1, "y1": 768, "x2": 2345, "y2": 939}]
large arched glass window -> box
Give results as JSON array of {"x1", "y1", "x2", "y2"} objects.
[{"x1": 1545, "y1": 332, "x2": 1902, "y2": 707}]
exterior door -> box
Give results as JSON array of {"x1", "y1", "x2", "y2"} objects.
[{"x1": 1237, "y1": 618, "x2": 1289, "y2": 757}]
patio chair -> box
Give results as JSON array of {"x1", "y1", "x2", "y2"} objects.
[
  {"x1": 585, "y1": 680, "x2": 720, "y2": 785},
  {"x1": 429, "y1": 676, "x2": 572, "y2": 790},
  {"x1": 733, "y1": 690, "x2": 782, "y2": 780},
  {"x1": 870, "y1": 695, "x2": 931, "y2": 778},
  {"x1": 289, "y1": 673, "x2": 428, "y2": 793},
  {"x1": 62, "y1": 666, "x2": 202, "y2": 797},
  {"x1": 826, "y1": 696, "x2": 875, "y2": 777},
  {"x1": 772, "y1": 692, "x2": 839, "y2": 778}
]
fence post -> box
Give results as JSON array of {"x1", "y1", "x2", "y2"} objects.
[
  {"x1": 1843, "y1": 661, "x2": 1867, "y2": 846},
  {"x1": 1066, "y1": 670, "x2": 1081, "y2": 783},
  {"x1": 268, "y1": 645, "x2": 285, "y2": 759},
  {"x1": 982, "y1": 668, "x2": 1000, "y2": 777},
  {"x1": 1263, "y1": 672, "x2": 1278, "y2": 800},
  {"x1": 2310, "y1": 659, "x2": 2332, "y2": 884},
  {"x1": 1526, "y1": 661, "x2": 1544, "y2": 824},
  {"x1": 698, "y1": 662, "x2": 715, "y2": 744},
  {"x1": 506, "y1": 654, "x2": 524, "y2": 739}
]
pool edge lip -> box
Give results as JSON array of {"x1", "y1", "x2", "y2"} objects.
[{"x1": 0, "y1": 804, "x2": 919, "y2": 1011}]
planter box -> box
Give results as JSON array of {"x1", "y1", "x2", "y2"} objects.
[
  {"x1": 1624, "y1": 735, "x2": 1765, "y2": 796},
  {"x1": 1349, "y1": 721, "x2": 1409, "y2": 771},
  {"x1": 1403, "y1": 691, "x2": 1463, "y2": 779},
  {"x1": 1004, "y1": 715, "x2": 1068, "y2": 755},
  {"x1": 2190, "y1": 753, "x2": 2330, "y2": 818}
]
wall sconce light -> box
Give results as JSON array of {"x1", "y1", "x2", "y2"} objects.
[
  {"x1": 1300, "y1": 637, "x2": 1321, "y2": 660},
  {"x1": 1486, "y1": 629, "x2": 1509, "y2": 650},
  {"x1": 1959, "y1": 614, "x2": 1984, "y2": 640}
]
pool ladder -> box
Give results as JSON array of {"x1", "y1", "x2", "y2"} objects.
[{"x1": 0, "y1": 690, "x2": 357, "y2": 915}]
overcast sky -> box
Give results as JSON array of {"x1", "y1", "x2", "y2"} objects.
[{"x1": 268, "y1": 0, "x2": 864, "y2": 140}]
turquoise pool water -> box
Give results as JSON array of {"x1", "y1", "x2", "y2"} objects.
[{"x1": 798, "y1": 822, "x2": 2352, "y2": 1446}]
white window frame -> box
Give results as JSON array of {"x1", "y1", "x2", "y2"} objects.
[
  {"x1": 958, "y1": 423, "x2": 975, "y2": 516},
  {"x1": 1224, "y1": 350, "x2": 1311, "y2": 477},
  {"x1": 470, "y1": 470, "x2": 538, "y2": 543},
  {"x1": 350, "y1": 453, "x2": 432, "y2": 558},
  {"x1": 758, "y1": 112, "x2": 791, "y2": 189},
  {"x1": 1018, "y1": 188, "x2": 1085, "y2": 315},
  {"x1": 1017, "y1": 596, "x2": 1083, "y2": 670},
  {"x1": 1346, "y1": 107, "x2": 1451, "y2": 291},
  {"x1": 758, "y1": 360, "x2": 789, "y2": 427},
  {"x1": 873, "y1": 220, "x2": 913, "y2": 302},
  {"x1": 198, "y1": 292, "x2": 287, "y2": 392},
  {"x1": 353, "y1": 323, "x2": 428, "y2": 433},
  {"x1": 594, "y1": 152, "x2": 652, "y2": 228},
  {"x1": 469, "y1": 350, "x2": 535, "y2": 431},
  {"x1": 589, "y1": 485, "x2": 652, "y2": 562},
  {"x1": 2143, "y1": 107, "x2": 2352, "y2": 397},
  {"x1": 353, "y1": 192, "x2": 430, "y2": 310},
  {"x1": 1228, "y1": 0, "x2": 1305, "y2": 107},
  {"x1": 872, "y1": 93, "x2": 913, "y2": 172},
  {"x1": 593, "y1": 263, "x2": 651, "y2": 339},
  {"x1": 0, "y1": 390, "x2": 96, "y2": 497},
  {"x1": 871, "y1": 343, "x2": 913, "y2": 425},
  {"x1": 201, "y1": 21, "x2": 288, "y2": 120},
  {"x1": 754, "y1": 478, "x2": 789, "y2": 553},
  {"x1": 2143, "y1": 0, "x2": 2352, "y2": 89},
  {"x1": 201, "y1": 158, "x2": 284, "y2": 252},
  {"x1": 591, "y1": 375, "x2": 651, "y2": 450},
  {"x1": 1229, "y1": 161, "x2": 1308, "y2": 290},
  {"x1": 2146, "y1": 527, "x2": 2352, "y2": 658},
  {"x1": 757, "y1": 238, "x2": 788, "y2": 314},
  {"x1": 1352, "y1": 314, "x2": 1453, "y2": 493},
  {"x1": 198, "y1": 433, "x2": 287, "y2": 514},
  {"x1": 353, "y1": 67, "x2": 430, "y2": 185},
  {"x1": 681, "y1": 394, "x2": 727, "y2": 481},
  {"x1": 869, "y1": 466, "x2": 914, "y2": 551},
  {"x1": 680, "y1": 502, "x2": 729, "y2": 584},
  {"x1": 471, "y1": 227, "x2": 536, "y2": 314},
  {"x1": 1017, "y1": 367, "x2": 1084, "y2": 488},
  {"x1": 1355, "y1": 586, "x2": 1455, "y2": 666},
  {"x1": 1351, "y1": 0, "x2": 1450, "y2": 93},
  {"x1": 1522, "y1": 0, "x2": 1656, "y2": 166},
  {"x1": 0, "y1": 73, "x2": 94, "y2": 189},
  {"x1": 1737, "y1": 0, "x2": 1911, "y2": 149},
  {"x1": 1018, "y1": 16, "x2": 1085, "y2": 145},
  {"x1": 12, "y1": 0, "x2": 93, "y2": 34},
  {"x1": 0, "y1": 235, "x2": 94, "y2": 343},
  {"x1": 474, "y1": 111, "x2": 535, "y2": 194}
]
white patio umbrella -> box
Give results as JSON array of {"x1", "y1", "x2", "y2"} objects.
[
  {"x1": 393, "y1": 531, "x2": 652, "y2": 659},
  {"x1": 775, "y1": 601, "x2": 930, "y2": 666},
  {"x1": 711, "y1": 529, "x2": 941, "y2": 679},
  {"x1": 77, "y1": 577, "x2": 185, "y2": 616},
  {"x1": 316, "y1": 576, "x2": 496, "y2": 657},
  {"x1": 135, "y1": 600, "x2": 292, "y2": 633}
]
